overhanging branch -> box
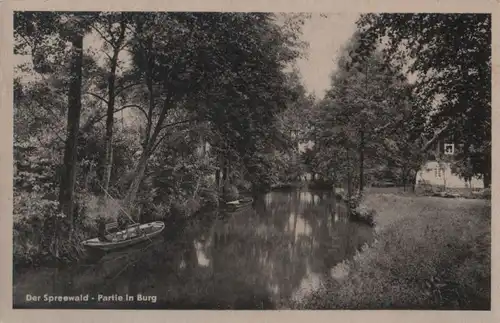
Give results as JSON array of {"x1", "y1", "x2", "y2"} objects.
[
  {"x1": 85, "y1": 91, "x2": 109, "y2": 104},
  {"x1": 80, "y1": 104, "x2": 147, "y2": 131},
  {"x1": 115, "y1": 82, "x2": 143, "y2": 97},
  {"x1": 89, "y1": 23, "x2": 117, "y2": 50},
  {"x1": 150, "y1": 118, "x2": 201, "y2": 153}
]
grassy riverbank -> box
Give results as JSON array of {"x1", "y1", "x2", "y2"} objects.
[{"x1": 292, "y1": 193, "x2": 491, "y2": 310}]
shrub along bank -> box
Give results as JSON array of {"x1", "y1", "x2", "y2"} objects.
[{"x1": 12, "y1": 187, "x2": 224, "y2": 268}]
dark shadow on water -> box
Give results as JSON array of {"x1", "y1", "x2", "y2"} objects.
[{"x1": 13, "y1": 189, "x2": 374, "y2": 309}]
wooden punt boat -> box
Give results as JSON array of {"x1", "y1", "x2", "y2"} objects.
[
  {"x1": 222, "y1": 197, "x2": 254, "y2": 211},
  {"x1": 82, "y1": 221, "x2": 165, "y2": 251}
]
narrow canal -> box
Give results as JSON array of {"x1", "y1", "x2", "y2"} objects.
[{"x1": 13, "y1": 189, "x2": 374, "y2": 309}]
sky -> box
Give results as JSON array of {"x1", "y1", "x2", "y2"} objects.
[{"x1": 295, "y1": 13, "x2": 360, "y2": 99}]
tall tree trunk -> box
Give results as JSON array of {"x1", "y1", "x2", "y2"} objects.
[
  {"x1": 412, "y1": 167, "x2": 420, "y2": 192},
  {"x1": 58, "y1": 31, "x2": 84, "y2": 230},
  {"x1": 215, "y1": 168, "x2": 221, "y2": 191},
  {"x1": 227, "y1": 152, "x2": 231, "y2": 185},
  {"x1": 102, "y1": 91, "x2": 117, "y2": 195},
  {"x1": 124, "y1": 152, "x2": 149, "y2": 215},
  {"x1": 124, "y1": 96, "x2": 173, "y2": 209},
  {"x1": 101, "y1": 145, "x2": 113, "y2": 193},
  {"x1": 331, "y1": 173, "x2": 337, "y2": 221},
  {"x1": 483, "y1": 151, "x2": 491, "y2": 188},
  {"x1": 221, "y1": 150, "x2": 227, "y2": 188},
  {"x1": 406, "y1": 168, "x2": 413, "y2": 192},
  {"x1": 222, "y1": 161, "x2": 227, "y2": 183},
  {"x1": 359, "y1": 130, "x2": 365, "y2": 193},
  {"x1": 402, "y1": 164, "x2": 407, "y2": 192},
  {"x1": 483, "y1": 171, "x2": 491, "y2": 188},
  {"x1": 346, "y1": 148, "x2": 353, "y2": 217},
  {"x1": 200, "y1": 135, "x2": 206, "y2": 157},
  {"x1": 346, "y1": 148, "x2": 352, "y2": 202},
  {"x1": 121, "y1": 25, "x2": 175, "y2": 211},
  {"x1": 101, "y1": 17, "x2": 127, "y2": 195}
]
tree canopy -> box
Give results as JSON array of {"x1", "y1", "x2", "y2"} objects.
[
  {"x1": 354, "y1": 13, "x2": 491, "y2": 186},
  {"x1": 13, "y1": 11, "x2": 310, "y2": 242}
]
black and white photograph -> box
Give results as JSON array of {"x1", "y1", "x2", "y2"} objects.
[{"x1": 10, "y1": 9, "x2": 492, "y2": 311}]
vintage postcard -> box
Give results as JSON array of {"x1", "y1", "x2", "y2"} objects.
[{"x1": 1, "y1": 0, "x2": 498, "y2": 322}]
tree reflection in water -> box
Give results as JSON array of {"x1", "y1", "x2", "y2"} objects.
[{"x1": 13, "y1": 190, "x2": 373, "y2": 309}]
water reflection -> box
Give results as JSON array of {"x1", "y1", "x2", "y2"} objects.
[
  {"x1": 194, "y1": 240, "x2": 210, "y2": 267},
  {"x1": 13, "y1": 190, "x2": 374, "y2": 309}
]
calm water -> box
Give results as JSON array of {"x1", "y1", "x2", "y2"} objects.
[{"x1": 13, "y1": 190, "x2": 374, "y2": 309}]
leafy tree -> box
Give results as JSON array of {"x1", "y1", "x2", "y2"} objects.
[
  {"x1": 313, "y1": 32, "x2": 413, "y2": 195},
  {"x1": 275, "y1": 68, "x2": 316, "y2": 183},
  {"x1": 12, "y1": 11, "x2": 309, "y2": 265},
  {"x1": 122, "y1": 12, "x2": 307, "y2": 204},
  {"x1": 85, "y1": 12, "x2": 131, "y2": 194},
  {"x1": 194, "y1": 13, "x2": 307, "y2": 191},
  {"x1": 13, "y1": 77, "x2": 66, "y2": 196},
  {"x1": 14, "y1": 12, "x2": 100, "y2": 230},
  {"x1": 121, "y1": 12, "x2": 210, "y2": 206},
  {"x1": 355, "y1": 13, "x2": 491, "y2": 187}
]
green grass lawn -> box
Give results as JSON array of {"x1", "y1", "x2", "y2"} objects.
[{"x1": 292, "y1": 193, "x2": 491, "y2": 310}]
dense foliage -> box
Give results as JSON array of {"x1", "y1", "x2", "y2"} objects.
[
  {"x1": 355, "y1": 14, "x2": 491, "y2": 187},
  {"x1": 309, "y1": 32, "x2": 420, "y2": 194},
  {"x1": 307, "y1": 14, "x2": 491, "y2": 197},
  {"x1": 13, "y1": 11, "x2": 310, "y2": 265}
]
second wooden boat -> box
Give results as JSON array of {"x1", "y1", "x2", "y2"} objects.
[{"x1": 223, "y1": 197, "x2": 254, "y2": 211}]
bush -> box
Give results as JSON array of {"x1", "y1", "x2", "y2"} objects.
[
  {"x1": 473, "y1": 188, "x2": 491, "y2": 200},
  {"x1": 13, "y1": 191, "x2": 126, "y2": 267},
  {"x1": 13, "y1": 191, "x2": 90, "y2": 267},
  {"x1": 233, "y1": 178, "x2": 252, "y2": 193},
  {"x1": 170, "y1": 197, "x2": 202, "y2": 219},
  {"x1": 351, "y1": 204, "x2": 376, "y2": 226},
  {"x1": 199, "y1": 189, "x2": 219, "y2": 209},
  {"x1": 13, "y1": 192, "x2": 61, "y2": 266}
]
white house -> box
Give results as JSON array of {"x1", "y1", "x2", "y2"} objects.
[
  {"x1": 415, "y1": 139, "x2": 484, "y2": 189},
  {"x1": 416, "y1": 160, "x2": 484, "y2": 189}
]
